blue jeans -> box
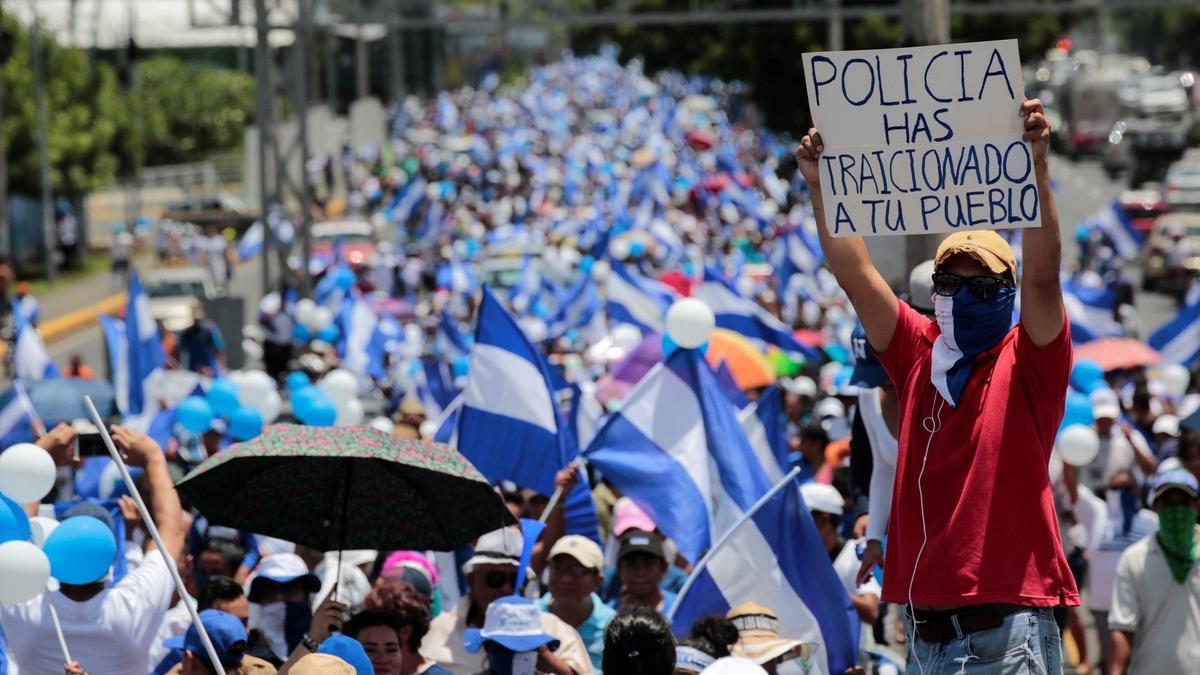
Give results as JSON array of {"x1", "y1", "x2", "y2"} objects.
[{"x1": 902, "y1": 607, "x2": 1063, "y2": 674}]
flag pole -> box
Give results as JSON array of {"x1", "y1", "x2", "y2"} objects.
[
  {"x1": 666, "y1": 466, "x2": 802, "y2": 625},
  {"x1": 538, "y1": 457, "x2": 585, "y2": 524},
  {"x1": 83, "y1": 396, "x2": 227, "y2": 675}
]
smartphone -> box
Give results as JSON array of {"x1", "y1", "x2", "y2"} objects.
[{"x1": 74, "y1": 432, "x2": 110, "y2": 458}]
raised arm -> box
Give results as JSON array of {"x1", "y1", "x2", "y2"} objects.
[
  {"x1": 795, "y1": 130, "x2": 898, "y2": 353},
  {"x1": 111, "y1": 426, "x2": 186, "y2": 565},
  {"x1": 1018, "y1": 99, "x2": 1065, "y2": 348}
]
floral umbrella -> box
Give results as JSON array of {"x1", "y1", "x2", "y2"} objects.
[{"x1": 176, "y1": 424, "x2": 514, "y2": 552}]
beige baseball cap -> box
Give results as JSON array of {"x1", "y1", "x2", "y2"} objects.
[
  {"x1": 290, "y1": 654, "x2": 355, "y2": 675},
  {"x1": 548, "y1": 535, "x2": 604, "y2": 571},
  {"x1": 934, "y1": 231, "x2": 1017, "y2": 282}
]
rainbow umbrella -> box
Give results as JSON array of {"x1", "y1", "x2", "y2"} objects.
[{"x1": 704, "y1": 329, "x2": 776, "y2": 389}]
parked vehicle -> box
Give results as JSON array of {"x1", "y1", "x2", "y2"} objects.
[
  {"x1": 162, "y1": 193, "x2": 255, "y2": 233},
  {"x1": 1117, "y1": 189, "x2": 1169, "y2": 234},
  {"x1": 142, "y1": 266, "x2": 222, "y2": 332},
  {"x1": 310, "y1": 219, "x2": 377, "y2": 270},
  {"x1": 1165, "y1": 157, "x2": 1200, "y2": 211},
  {"x1": 1142, "y1": 213, "x2": 1200, "y2": 296}
]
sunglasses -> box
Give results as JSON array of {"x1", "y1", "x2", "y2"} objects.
[
  {"x1": 931, "y1": 272, "x2": 1013, "y2": 300},
  {"x1": 483, "y1": 570, "x2": 520, "y2": 590}
]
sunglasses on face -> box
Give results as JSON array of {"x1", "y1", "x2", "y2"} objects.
[
  {"x1": 483, "y1": 570, "x2": 520, "y2": 590},
  {"x1": 931, "y1": 272, "x2": 1013, "y2": 300}
]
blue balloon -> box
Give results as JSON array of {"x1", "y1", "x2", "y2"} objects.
[
  {"x1": 291, "y1": 386, "x2": 322, "y2": 422},
  {"x1": 44, "y1": 515, "x2": 117, "y2": 584},
  {"x1": 305, "y1": 396, "x2": 337, "y2": 427},
  {"x1": 662, "y1": 333, "x2": 679, "y2": 357},
  {"x1": 316, "y1": 323, "x2": 340, "y2": 343},
  {"x1": 629, "y1": 239, "x2": 646, "y2": 257},
  {"x1": 206, "y1": 379, "x2": 240, "y2": 418},
  {"x1": 579, "y1": 255, "x2": 595, "y2": 275},
  {"x1": 287, "y1": 371, "x2": 311, "y2": 392},
  {"x1": 0, "y1": 495, "x2": 30, "y2": 544},
  {"x1": 178, "y1": 396, "x2": 214, "y2": 435},
  {"x1": 1062, "y1": 392, "x2": 1095, "y2": 429},
  {"x1": 1071, "y1": 360, "x2": 1105, "y2": 393},
  {"x1": 229, "y1": 407, "x2": 264, "y2": 441},
  {"x1": 452, "y1": 356, "x2": 470, "y2": 378},
  {"x1": 294, "y1": 323, "x2": 312, "y2": 343}
]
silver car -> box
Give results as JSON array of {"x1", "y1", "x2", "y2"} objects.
[{"x1": 142, "y1": 267, "x2": 221, "y2": 332}]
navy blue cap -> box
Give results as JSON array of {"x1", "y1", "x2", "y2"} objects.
[
  {"x1": 848, "y1": 323, "x2": 888, "y2": 389},
  {"x1": 163, "y1": 609, "x2": 247, "y2": 667}
]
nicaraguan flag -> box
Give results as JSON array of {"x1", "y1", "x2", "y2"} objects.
[
  {"x1": 770, "y1": 220, "x2": 823, "y2": 284},
  {"x1": 387, "y1": 176, "x2": 428, "y2": 226},
  {"x1": 1089, "y1": 201, "x2": 1142, "y2": 260},
  {"x1": 432, "y1": 394, "x2": 462, "y2": 446},
  {"x1": 582, "y1": 348, "x2": 771, "y2": 564},
  {"x1": 341, "y1": 296, "x2": 380, "y2": 379},
  {"x1": 12, "y1": 311, "x2": 58, "y2": 381},
  {"x1": 125, "y1": 271, "x2": 166, "y2": 415},
  {"x1": 714, "y1": 361, "x2": 749, "y2": 410},
  {"x1": 458, "y1": 287, "x2": 599, "y2": 541},
  {"x1": 604, "y1": 261, "x2": 675, "y2": 333},
  {"x1": 237, "y1": 221, "x2": 264, "y2": 261},
  {"x1": 737, "y1": 384, "x2": 790, "y2": 484},
  {"x1": 436, "y1": 310, "x2": 473, "y2": 361},
  {"x1": 546, "y1": 274, "x2": 599, "y2": 339},
  {"x1": 1062, "y1": 279, "x2": 1122, "y2": 344},
  {"x1": 693, "y1": 266, "x2": 822, "y2": 360},
  {"x1": 0, "y1": 382, "x2": 39, "y2": 446},
  {"x1": 1150, "y1": 294, "x2": 1200, "y2": 366},
  {"x1": 668, "y1": 470, "x2": 860, "y2": 675}
]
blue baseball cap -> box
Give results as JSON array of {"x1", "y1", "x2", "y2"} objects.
[
  {"x1": 163, "y1": 609, "x2": 247, "y2": 667},
  {"x1": 1150, "y1": 468, "x2": 1199, "y2": 507},
  {"x1": 318, "y1": 634, "x2": 375, "y2": 675},
  {"x1": 848, "y1": 323, "x2": 888, "y2": 389},
  {"x1": 464, "y1": 596, "x2": 560, "y2": 654}
]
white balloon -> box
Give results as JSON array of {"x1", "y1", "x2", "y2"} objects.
[
  {"x1": 0, "y1": 540, "x2": 51, "y2": 603},
  {"x1": 368, "y1": 417, "x2": 395, "y2": 435},
  {"x1": 419, "y1": 420, "x2": 438, "y2": 439},
  {"x1": 258, "y1": 390, "x2": 283, "y2": 424},
  {"x1": 1058, "y1": 424, "x2": 1101, "y2": 467},
  {"x1": 0, "y1": 443, "x2": 57, "y2": 504},
  {"x1": 610, "y1": 238, "x2": 631, "y2": 260},
  {"x1": 311, "y1": 307, "x2": 334, "y2": 331},
  {"x1": 295, "y1": 299, "x2": 317, "y2": 327},
  {"x1": 320, "y1": 369, "x2": 360, "y2": 401},
  {"x1": 1160, "y1": 364, "x2": 1191, "y2": 398},
  {"x1": 335, "y1": 398, "x2": 365, "y2": 426},
  {"x1": 28, "y1": 516, "x2": 59, "y2": 547},
  {"x1": 664, "y1": 298, "x2": 715, "y2": 349},
  {"x1": 591, "y1": 259, "x2": 611, "y2": 283},
  {"x1": 237, "y1": 370, "x2": 276, "y2": 408}
]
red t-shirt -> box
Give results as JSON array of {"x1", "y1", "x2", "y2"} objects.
[{"x1": 875, "y1": 299, "x2": 1080, "y2": 608}]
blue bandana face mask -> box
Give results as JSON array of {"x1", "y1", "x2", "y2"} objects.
[{"x1": 929, "y1": 284, "x2": 1016, "y2": 407}]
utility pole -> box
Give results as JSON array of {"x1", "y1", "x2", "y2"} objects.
[
  {"x1": 31, "y1": 8, "x2": 54, "y2": 281},
  {"x1": 297, "y1": 0, "x2": 314, "y2": 297},
  {"x1": 254, "y1": 0, "x2": 273, "y2": 297},
  {"x1": 0, "y1": 0, "x2": 9, "y2": 257}
]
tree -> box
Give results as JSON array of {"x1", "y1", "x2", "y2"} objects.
[{"x1": 1, "y1": 11, "x2": 122, "y2": 197}]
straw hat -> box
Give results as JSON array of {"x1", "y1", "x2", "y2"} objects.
[{"x1": 726, "y1": 602, "x2": 813, "y2": 667}]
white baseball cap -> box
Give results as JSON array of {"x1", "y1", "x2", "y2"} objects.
[
  {"x1": 1093, "y1": 403, "x2": 1120, "y2": 421},
  {"x1": 463, "y1": 527, "x2": 523, "y2": 573},
  {"x1": 799, "y1": 483, "x2": 844, "y2": 517},
  {"x1": 782, "y1": 376, "x2": 817, "y2": 398},
  {"x1": 814, "y1": 398, "x2": 845, "y2": 420},
  {"x1": 1153, "y1": 414, "x2": 1181, "y2": 437}
]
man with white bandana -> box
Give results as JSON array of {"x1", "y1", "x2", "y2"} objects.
[{"x1": 796, "y1": 99, "x2": 1076, "y2": 674}]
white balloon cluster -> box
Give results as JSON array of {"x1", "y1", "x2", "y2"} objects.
[
  {"x1": 0, "y1": 443, "x2": 58, "y2": 603},
  {"x1": 228, "y1": 370, "x2": 283, "y2": 424},
  {"x1": 319, "y1": 369, "x2": 366, "y2": 427}
]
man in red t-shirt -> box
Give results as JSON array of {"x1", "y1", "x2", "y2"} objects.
[{"x1": 795, "y1": 100, "x2": 1078, "y2": 673}]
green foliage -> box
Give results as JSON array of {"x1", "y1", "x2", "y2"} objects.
[
  {"x1": 128, "y1": 55, "x2": 256, "y2": 169},
  {"x1": 1, "y1": 13, "x2": 122, "y2": 196}
]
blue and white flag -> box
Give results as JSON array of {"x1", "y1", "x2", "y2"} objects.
[
  {"x1": 1150, "y1": 294, "x2": 1200, "y2": 366},
  {"x1": 693, "y1": 266, "x2": 822, "y2": 360},
  {"x1": 770, "y1": 221, "x2": 823, "y2": 283},
  {"x1": 459, "y1": 287, "x2": 599, "y2": 541},
  {"x1": 0, "y1": 382, "x2": 39, "y2": 446},
  {"x1": 387, "y1": 176, "x2": 428, "y2": 226},
  {"x1": 713, "y1": 361, "x2": 749, "y2": 410},
  {"x1": 1088, "y1": 201, "x2": 1142, "y2": 260},
  {"x1": 123, "y1": 271, "x2": 166, "y2": 415},
  {"x1": 341, "y1": 296, "x2": 381, "y2": 380},
  {"x1": 546, "y1": 275, "x2": 600, "y2": 338},
  {"x1": 1062, "y1": 279, "x2": 1122, "y2": 344},
  {"x1": 12, "y1": 312, "x2": 58, "y2": 381},
  {"x1": 436, "y1": 311, "x2": 473, "y2": 361},
  {"x1": 432, "y1": 394, "x2": 462, "y2": 446},
  {"x1": 669, "y1": 469, "x2": 860, "y2": 675},
  {"x1": 583, "y1": 348, "x2": 771, "y2": 564},
  {"x1": 737, "y1": 384, "x2": 790, "y2": 484},
  {"x1": 604, "y1": 262, "x2": 675, "y2": 333}
]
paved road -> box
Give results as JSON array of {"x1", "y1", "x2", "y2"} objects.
[
  {"x1": 1050, "y1": 154, "x2": 1178, "y2": 337},
  {"x1": 48, "y1": 258, "x2": 265, "y2": 378}
]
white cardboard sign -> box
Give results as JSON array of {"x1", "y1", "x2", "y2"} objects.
[{"x1": 802, "y1": 39, "x2": 1039, "y2": 237}]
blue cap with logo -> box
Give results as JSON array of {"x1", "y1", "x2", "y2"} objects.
[
  {"x1": 848, "y1": 323, "x2": 888, "y2": 389},
  {"x1": 162, "y1": 609, "x2": 247, "y2": 667}
]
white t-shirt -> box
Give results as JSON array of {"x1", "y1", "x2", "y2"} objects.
[
  {"x1": 1072, "y1": 485, "x2": 1159, "y2": 612},
  {"x1": 1109, "y1": 527, "x2": 1200, "y2": 674},
  {"x1": 833, "y1": 538, "x2": 882, "y2": 600},
  {"x1": 0, "y1": 552, "x2": 175, "y2": 675}
]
